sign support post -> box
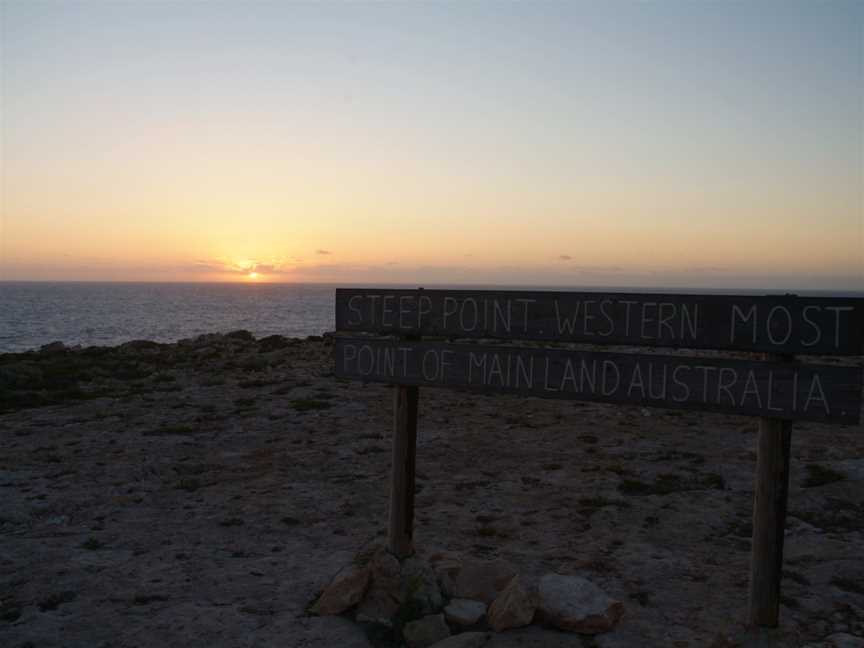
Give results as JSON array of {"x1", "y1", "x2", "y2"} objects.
[
  {"x1": 388, "y1": 335, "x2": 420, "y2": 559},
  {"x1": 748, "y1": 353, "x2": 794, "y2": 629}
]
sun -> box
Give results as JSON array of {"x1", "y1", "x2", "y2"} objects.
[{"x1": 247, "y1": 271, "x2": 260, "y2": 280}]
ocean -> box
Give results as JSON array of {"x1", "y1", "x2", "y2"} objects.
[
  {"x1": 0, "y1": 282, "x2": 336, "y2": 353},
  {"x1": 1, "y1": 281, "x2": 861, "y2": 354}
]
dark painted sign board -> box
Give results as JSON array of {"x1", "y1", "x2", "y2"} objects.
[
  {"x1": 336, "y1": 289, "x2": 864, "y2": 355},
  {"x1": 333, "y1": 287, "x2": 864, "y2": 626},
  {"x1": 335, "y1": 338, "x2": 862, "y2": 424}
]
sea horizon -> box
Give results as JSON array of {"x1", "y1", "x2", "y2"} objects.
[
  {"x1": 2, "y1": 280, "x2": 862, "y2": 354},
  {"x1": 2, "y1": 278, "x2": 862, "y2": 295}
]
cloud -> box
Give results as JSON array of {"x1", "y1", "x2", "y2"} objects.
[
  {"x1": 316, "y1": 249, "x2": 332, "y2": 255},
  {"x1": 187, "y1": 258, "x2": 295, "y2": 275},
  {"x1": 191, "y1": 260, "x2": 227, "y2": 272},
  {"x1": 680, "y1": 265, "x2": 732, "y2": 275},
  {"x1": 571, "y1": 265, "x2": 625, "y2": 275},
  {"x1": 553, "y1": 257, "x2": 631, "y2": 273},
  {"x1": 250, "y1": 263, "x2": 291, "y2": 274}
]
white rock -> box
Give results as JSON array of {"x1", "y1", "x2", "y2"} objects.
[
  {"x1": 538, "y1": 574, "x2": 623, "y2": 634},
  {"x1": 444, "y1": 598, "x2": 487, "y2": 626},
  {"x1": 486, "y1": 576, "x2": 536, "y2": 632},
  {"x1": 825, "y1": 634, "x2": 864, "y2": 648},
  {"x1": 312, "y1": 564, "x2": 370, "y2": 616},
  {"x1": 352, "y1": 547, "x2": 406, "y2": 625}
]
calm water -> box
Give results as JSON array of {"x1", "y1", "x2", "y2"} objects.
[
  {"x1": 0, "y1": 282, "x2": 337, "y2": 353},
  {"x1": 2, "y1": 281, "x2": 861, "y2": 353}
]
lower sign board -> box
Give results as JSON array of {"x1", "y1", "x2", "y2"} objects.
[{"x1": 335, "y1": 338, "x2": 862, "y2": 424}]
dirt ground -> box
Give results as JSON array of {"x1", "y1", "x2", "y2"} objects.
[{"x1": 1, "y1": 334, "x2": 862, "y2": 647}]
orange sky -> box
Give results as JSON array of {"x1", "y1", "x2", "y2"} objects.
[{"x1": 1, "y1": 2, "x2": 861, "y2": 289}]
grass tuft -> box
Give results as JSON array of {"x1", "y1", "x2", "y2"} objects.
[
  {"x1": 290, "y1": 398, "x2": 332, "y2": 412},
  {"x1": 802, "y1": 464, "x2": 846, "y2": 488},
  {"x1": 619, "y1": 472, "x2": 724, "y2": 496}
]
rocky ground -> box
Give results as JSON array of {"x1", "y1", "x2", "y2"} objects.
[{"x1": 0, "y1": 333, "x2": 862, "y2": 648}]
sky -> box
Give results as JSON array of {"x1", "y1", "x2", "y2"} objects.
[{"x1": 0, "y1": 0, "x2": 861, "y2": 289}]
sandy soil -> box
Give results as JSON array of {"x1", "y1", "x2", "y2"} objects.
[{"x1": 1, "y1": 333, "x2": 862, "y2": 647}]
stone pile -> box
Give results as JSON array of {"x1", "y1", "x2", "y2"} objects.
[{"x1": 312, "y1": 546, "x2": 624, "y2": 647}]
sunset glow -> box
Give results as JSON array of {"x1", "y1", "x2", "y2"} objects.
[{"x1": 1, "y1": 2, "x2": 861, "y2": 289}]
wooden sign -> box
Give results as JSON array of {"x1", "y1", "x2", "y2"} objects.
[
  {"x1": 336, "y1": 289, "x2": 864, "y2": 355},
  {"x1": 333, "y1": 286, "x2": 864, "y2": 632},
  {"x1": 335, "y1": 338, "x2": 862, "y2": 424}
]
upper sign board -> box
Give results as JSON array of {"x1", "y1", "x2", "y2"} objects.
[{"x1": 336, "y1": 289, "x2": 864, "y2": 355}]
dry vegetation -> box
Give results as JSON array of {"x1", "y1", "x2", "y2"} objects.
[{"x1": 1, "y1": 334, "x2": 862, "y2": 647}]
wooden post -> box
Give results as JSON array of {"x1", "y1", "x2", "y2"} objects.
[
  {"x1": 388, "y1": 315, "x2": 421, "y2": 558},
  {"x1": 388, "y1": 383, "x2": 418, "y2": 558},
  {"x1": 748, "y1": 353, "x2": 794, "y2": 628}
]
